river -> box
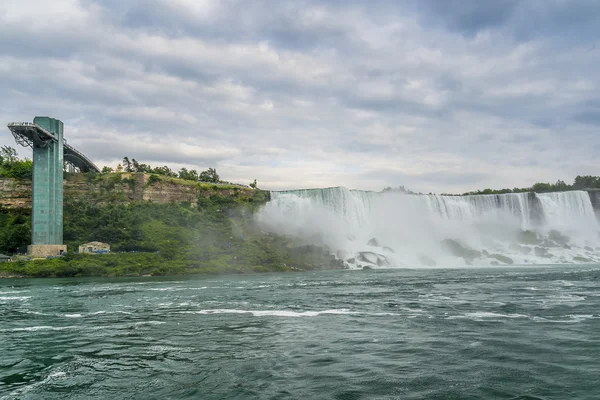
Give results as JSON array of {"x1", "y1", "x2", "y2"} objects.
[{"x1": 1, "y1": 266, "x2": 599, "y2": 399}]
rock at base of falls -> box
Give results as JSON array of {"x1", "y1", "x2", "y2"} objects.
[
  {"x1": 490, "y1": 254, "x2": 514, "y2": 264},
  {"x1": 534, "y1": 246, "x2": 551, "y2": 257},
  {"x1": 516, "y1": 230, "x2": 541, "y2": 245},
  {"x1": 509, "y1": 243, "x2": 532, "y2": 254},
  {"x1": 367, "y1": 238, "x2": 380, "y2": 247},
  {"x1": 548, "y1": 230, "x2": 570, "y2": 246},
  {"x1": 441, "y1": 239, "x2": 481, "y2": 262},
  {"x1": 574, "y1": 256, "x2": 592, "y2": 262},
  {"x1": 357, "y1": 251, "x2": 390, "y2": 267}
]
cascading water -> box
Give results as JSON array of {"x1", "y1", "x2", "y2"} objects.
[{"x1": 257, "y1": 188, "x2": 600, "y2": 267}]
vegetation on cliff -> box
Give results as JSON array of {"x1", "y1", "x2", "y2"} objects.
[
  {"x1": 0, "y1": 171, "x2": 341, "y2": 278},
  {"x1": 0, "y1": 146, "x2": 32, "y2": 179},
  {"x1": 444, "y1": 176, "x2": 600, "y2": 196}
]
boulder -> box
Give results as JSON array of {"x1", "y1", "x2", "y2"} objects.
[
  {"x1": 509, "y1": 243, "x2": 532, "y2": 254},
  {"x1": 490, "y1": 254, "x2": 514, "y2": 264},
  {"x1": 441, "y1": 239, "x2": 481, "y2": 262},
  {"x1": 357, "y1": 251, "x2": 390, "y2": 267},
  {"x1": 367, "y1": 238, "x2": 380, "y2": 247},
  {"x1": 534, "y1": 247, "x2": 550, "y2": 258},
  {"x1": 541, "y1": 239, "x2": 559, "y2": 248},
  {"x1": 548, "y1": 230, "x2": 570, "y2": 246},
  {"x1": 517, "y1": 230, "x2": 540, "y2": 245},
  {"x1": 574, "y1": 256, "x2": 592, "y2": 263}
]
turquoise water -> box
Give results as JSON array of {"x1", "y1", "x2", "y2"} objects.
[{"x1": 1, "y1": 266, "x2": 600, "y2": 399}]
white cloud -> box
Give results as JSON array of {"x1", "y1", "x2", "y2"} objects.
[{"x1": 1, "y1": 0, "x2": 599, "y2": 193}]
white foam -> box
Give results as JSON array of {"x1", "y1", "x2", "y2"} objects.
[
  {"x1": 0, "y1": 296, "x2": 32, "y2": 301},
  {"x1": 180, "y1": 308, "x2": 359, "y2": 317},
  {"x1": 533, "y1": 314, "x2": 598, "y2": 323},
  {"x1": 448, "y1": 312, "x2": 529, "y2": 320},
  {"x1": 6, "y1": 325, "x2": 79, "y2": 332}
]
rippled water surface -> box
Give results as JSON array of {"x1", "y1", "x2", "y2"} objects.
[{"x1": 2, "y1": 266, "x2": 600, "y2": 399}]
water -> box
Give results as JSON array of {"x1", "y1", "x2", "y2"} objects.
[
  {"x1": 258, "y1": 188, "x2": 600, "y2": 266},
  {"x1": 2, "y1": 266, "x2": 600, "y2": 399}
]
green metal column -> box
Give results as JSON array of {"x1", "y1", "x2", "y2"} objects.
[{"x1": 31, "y1": 117, "x2": 64, "y2": 245}]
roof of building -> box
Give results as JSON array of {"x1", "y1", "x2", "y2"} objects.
[
  {"x1": 0, "y1": 254, "x2": 11, "y2": 259},
  {"x1": 80, "y1": 241, "x2": 110, "y2": 246}
]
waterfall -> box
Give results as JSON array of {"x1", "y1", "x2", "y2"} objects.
[
  {"x1": 536, "y1": 191, "x2": 596, "y2": 227},
  {"x1": 421, "y1": 193, "x2": 532, "y2": 229},
  {"x1": 257, "y1": 189, "x2": 600, "y2": 267}
]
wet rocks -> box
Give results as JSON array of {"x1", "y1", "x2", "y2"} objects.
[
  {"x1": 517, "y1": 230, "x2": 541, "y2": 245},
  {"x1": 367, "y1": 238, "x2": 380, "y2": 247},
  {"x1": 441, "y1": 239, "x2": 481, "y2": 263},
  {"x1": 509, "y1": 243, "x2": 532, "y2": 254},
  {"x1": 548, "y1": 230, "x2": 570, "y2": 246},
  {"x1": 490, "y1": 254, "x2": 514, "y2": 264},
  {"x1": 534, "y1": 247, "x2": 550, "y2": 257},
  {"x1": 357, "y1": 251, "x2": 390, "y2": 267},
  {"x1": 574, "y1": 256, "x2": 592, "y2": 262}
]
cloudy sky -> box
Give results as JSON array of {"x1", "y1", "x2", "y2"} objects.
[{"x1": 1, "y1": 0, "x2": 599, "y2": 193}]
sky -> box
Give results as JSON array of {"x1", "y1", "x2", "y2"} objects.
[{"x1": 1, "y1": 0, "x2": 599, "y2": 193}]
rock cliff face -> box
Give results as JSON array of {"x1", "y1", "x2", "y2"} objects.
[
  {"x1": 0, "y1": 178, "x2": 31, "y2": 210},
  {"x1": 588, "y1": 190, "x2": 600, "y2": 220},
  {"x1": 0, "y1": 173, "x2": 260, "y2": 210}
]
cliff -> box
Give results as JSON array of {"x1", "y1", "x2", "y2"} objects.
[
  {"x1": 588, "y1": 189, "x2": 600, "y2": 219},
  {"x1": 0, "y1": 173, "x2": 341, "y2": 277},
  {"x1": 0, "y1": 173, "x2": 263, "y2": 210},
  {"x1": 0, "y1": 178, "x2": 31, "y2": 210}
]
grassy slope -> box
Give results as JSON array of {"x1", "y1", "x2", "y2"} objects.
[{"x1": 0, "y1": 173, "x2": 340, "y2": 278}]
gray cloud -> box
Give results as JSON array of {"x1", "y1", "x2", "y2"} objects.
[{"x1": 1, "y1": 0, "x2": 599, "y2": 193}]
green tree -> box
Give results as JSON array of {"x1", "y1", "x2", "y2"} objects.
[
  {"x1": 178, "y1": 168, "x2": 199, "y2": 181},
  {"x1": 199, "y1": 168, "x2": 220, "y2": 183},
  {"x1": 574, "y1": 175, "x2": 600, "y2": 189},
  {"x1": 249, "y1": 179, "x2": 258, "y2": 189},
  {"x1": 0, "y1": 146, "x2": 18, "y2": 164},
  {"x1": 123, "y1": 157, "x2": 132, "y2": 172},
  {"x1": 102, "y1": 166, "x2": 113, "y2": 173},
  {"x1": 532, "y1": 182, "x2": 552, "y2": 192}
]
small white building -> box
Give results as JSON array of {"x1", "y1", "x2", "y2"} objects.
[{"x1": 79, "y1": 241, "x2": 110, "y2": 254}]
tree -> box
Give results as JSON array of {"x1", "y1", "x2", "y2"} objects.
[
  {"x1": 199, "y1": 168, "x2": 220, "y2": 183},
  {"x1": 102, "y1": 166, "x2": 113, "y2": 173},
  {"x1": 178, "y1": 168, "x2": 199, "y2": 181},
  {"x1": 123, "y1": 157, "x2": 132, "y2": 172},
  {"x1": 532, "y1": 182, "x2": 552, "y2": 192},
  {"x1": 574, "y1": 175, "x2": 600, "y2": 189},
  {"x1": 0, "y1": 146, "x2": 18, "y2": 164},
  {"x1": 249, "y1": 179, "x2": 258, "y2": 189}
]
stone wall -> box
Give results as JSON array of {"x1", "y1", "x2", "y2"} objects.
[{"x1": 27, "y1": 244, "x2": 67, "y2": 258}]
